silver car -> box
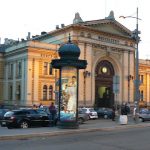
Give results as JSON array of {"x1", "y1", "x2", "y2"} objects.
[
  {"x1": 137, "y1": 108, "x2": 150, "y2": 122},
  {"x1": 81, "y1": 108, "x2": 98, "y2": 119}
]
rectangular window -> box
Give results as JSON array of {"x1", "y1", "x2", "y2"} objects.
[
  {"x1": 49, "y1": 63, "x2": 53, "y2": 75},
  {"x1": 16, "y1": 62, "x2": 22, "y2": 78},
  {"x1": 141, "y1": 90, "x2": 144, "y2": 101},
  {"x1": 16, "y1": 85, "x2": 21, "y2": 100},
  {"x1": 18, "y1": 62, "x2": 22, "y2": 77},
  {"x1": 9, "y1": 64, "x2": 13, "y2": 78},
  {"x1": 9, "y1": 85, "x2": 13, "y2": 100},
  {"x1": 141, "y1": 75, "x2": 144, "y2": 83},
  {"x1": 44, "y1": 62, "x2": 48, "y2": 75}
]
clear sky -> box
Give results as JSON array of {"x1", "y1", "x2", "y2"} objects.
[{"x1": 0, "y1": 0, "x2": 149, "y2": 59}]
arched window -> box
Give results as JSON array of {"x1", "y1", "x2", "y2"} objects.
[
  {"x1": 49, "y1": 85, "x2": 53, "y2": 100},
  {"x1": 43, "y1": 85, "x2": 47, "y2": 100}
]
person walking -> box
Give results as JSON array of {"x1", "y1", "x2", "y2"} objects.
[
  {"x1": 112, "y1": 105, "x2": 116, "y2": 121},
  {"x1": 133, "y1": 106, "x2": 137, "y2": 121},
  {"x1": 39, "y1": 103, "x2": 43, "y2": 108},
  {"x1": 49, "y1": 102, "x2": 57, "y2": 126}
]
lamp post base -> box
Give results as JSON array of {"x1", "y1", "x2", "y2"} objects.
[{"x1": 57, "y1": 121, "x2": 79, "y2": 129}]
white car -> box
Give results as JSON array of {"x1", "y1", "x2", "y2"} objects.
[{"x1": 81, "y1": 108, "x2": 98, "y2": 119}]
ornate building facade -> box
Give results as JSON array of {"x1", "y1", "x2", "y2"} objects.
[
  {"x1": 0, "y1": 11, "x2": 148, "y2": 108},
  {"x1": 0, "y1": 41, "x2": 59, "y2": 106}
]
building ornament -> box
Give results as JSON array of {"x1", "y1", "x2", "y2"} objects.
[{"x1": 40, "y1": 54, "x2": 54, "y2": 58}]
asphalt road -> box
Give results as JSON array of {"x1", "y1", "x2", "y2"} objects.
[{"x1": 0, "y1": 126, "x2": 150, "y2": 150}]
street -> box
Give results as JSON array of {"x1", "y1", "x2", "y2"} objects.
[{"x1": 0, "y1": 125, "x2": 150, "y2": 150}]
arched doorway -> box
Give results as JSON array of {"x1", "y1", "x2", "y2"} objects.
[{"x1": 95, "y1": 60, "x2": 115, "y2": 108}]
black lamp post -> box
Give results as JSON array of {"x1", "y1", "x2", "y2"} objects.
[
  {"x1": 120, "y1": 7, "x2": 141, "y2": 112},
  {"x1": 51, "y1": 35, "x2": 87, "y2": 129}
]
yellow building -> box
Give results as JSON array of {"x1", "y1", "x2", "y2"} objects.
[
  {"x1": 139, "y1": 59, "x2": 150, "y2": 107},
  {"x1": 35, "y1": 11, "x2": 135, "y2": 107},
  {"x1": 0, "y1": 41, "x2": 59, "y2": 106},
  {"x1": 0, "y1": 11, "x2": 148, "y2": 108}
]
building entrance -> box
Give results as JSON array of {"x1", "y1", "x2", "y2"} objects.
[{"x1": 95, "y1": 60, "x2": 114, "y2": 108}]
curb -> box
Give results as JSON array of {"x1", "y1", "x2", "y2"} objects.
[{"x1": 0, "y1": 123, "x2": 150, "y2": 141}]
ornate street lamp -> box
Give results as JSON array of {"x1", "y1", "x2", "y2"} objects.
[
  {"x1": 120, "y1": 7, "x2": 141, "y2": 112},
  {"x1": 51, "y1": 35, "x2": 87, "y2": 128}
]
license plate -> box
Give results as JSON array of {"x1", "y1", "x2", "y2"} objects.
[{"x1": 2, "y1": 122, "x2": 6, "y2": 125}]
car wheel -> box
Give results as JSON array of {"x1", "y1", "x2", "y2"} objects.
[
  {"x1": 104, "y1": 115, "x2": 108, "y2": 119},
  {"x1": 20, "y1": 121, "x2": 29, "y2": 128},
  {"x1": 78, "y1": 118, "x2": 84, "y2": 124},
  {"x1": 7, "y1": 125, "x2": 13, "y2": 129},
  {"x1": 139, "y1": 118, "x2": 144, "y2": 122}
]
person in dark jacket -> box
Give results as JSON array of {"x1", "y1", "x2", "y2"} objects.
[
  {"x1": 112, "y1": 105, "x2": 116, "y2": 121},
  {"x1": 121, "y1": 103, "x2": 128, "y2": 115},
  {"x1": 49, "y1": 102, "x2": 57, "y2": 126}
]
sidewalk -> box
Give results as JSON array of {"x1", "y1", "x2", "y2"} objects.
[{"x1": 1, "y1": 116, "x2": 150, "y2": 140}]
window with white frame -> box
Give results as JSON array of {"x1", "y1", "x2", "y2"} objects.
[
  {"x1": 16, "y1": 84, "x2": 21, "y2": 100},
  {"x1": 43, "y1": 85, "x2": 47, "y2": 100},
  {"x1": 9, "y1": 63, "x2": 13, "y2": 78},
  {"x1": 16, "y1": 61, "x2": 22, "y2": 77},
  {"x1": 43, "y1": 62, "x2": 48, "y2": 75}
]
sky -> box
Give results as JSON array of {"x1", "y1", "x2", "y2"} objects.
[{"x1": 0, "y1": 0, "x2": 149, "y2": 59}]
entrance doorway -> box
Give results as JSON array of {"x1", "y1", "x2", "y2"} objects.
[{"x1": 95, "y1": 60, "x2": 115, "y2": 108}]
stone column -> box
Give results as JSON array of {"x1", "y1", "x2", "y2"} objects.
[
  {"x1": 3, "y1": 63, "x2": 8, "y2": 101},
  {"x1": 21, "y1": 59, "x2": 25, "y2": 105},
  {"x1": 85, "y1": 43, "x2": 93, "y2": 106},
  {"x1": 12, "y1": 62, "x2": 16, "y2": 103},
  {"x1": 33, "y1": 59, "x2": 39, "y2": 104},
  {"x1": 147, "y1": 73, "x2": 150, "y2": 104},
  {"x1": 26, "y1": 58, "x2": 33, "y2": 105}
]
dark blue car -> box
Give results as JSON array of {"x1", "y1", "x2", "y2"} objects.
[{"x1": 95, "y1": 107, "x2": 113, "y2": 119}]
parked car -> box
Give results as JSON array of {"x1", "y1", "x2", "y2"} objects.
[
  {"x1": 137, "y1": 109, "x2": 150, "y2": 122},
  {"x1": 95, "y1": 107, "x2": 113, "y2": 119},
  {"x1": 0, "y1": 108, "x2": 9, "y2": 126},
  {"x1": 2, "y1": 109, "x2": 50, "y2": 129},
  {"x1": 78, "y1": 110, "x2": 89, "y2": 124},
  {"x1": 81, "y1": 108, "x2": 98, "y2": 119}
]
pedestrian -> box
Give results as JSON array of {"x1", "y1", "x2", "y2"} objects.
[
  {"x1": 39, "y1": 103, "x2": 43, "y2": 108},
  {"x1": 112, "y1": 105, "x2": 115, "y2": 121},
  {"x1": 49, "y1": 102, "x2": 57, "y2": 126},
  {"x1": 121, "y1": 103, "x2": 128, "y2": 115},
  {"x1": 133, "y1": 106, "x2": 137, "y2": 121},
  {"x1": 32, "y1": 104, "x2": 38, "y2": 110}
]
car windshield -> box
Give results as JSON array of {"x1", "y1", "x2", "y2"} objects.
[
  {"x1": 4, "y1": 111, "x2": 14, "y2": 117},
  {"x1": 81, "y1": 109, "x2": 87, "y2": 113},
  {"x1": 89, "y1": 108, "x2": 95, "y2": 112}
]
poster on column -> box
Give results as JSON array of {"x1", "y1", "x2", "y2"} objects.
[{"x1": 60, "y1": 66, "x2": 77, "y2": 121}]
